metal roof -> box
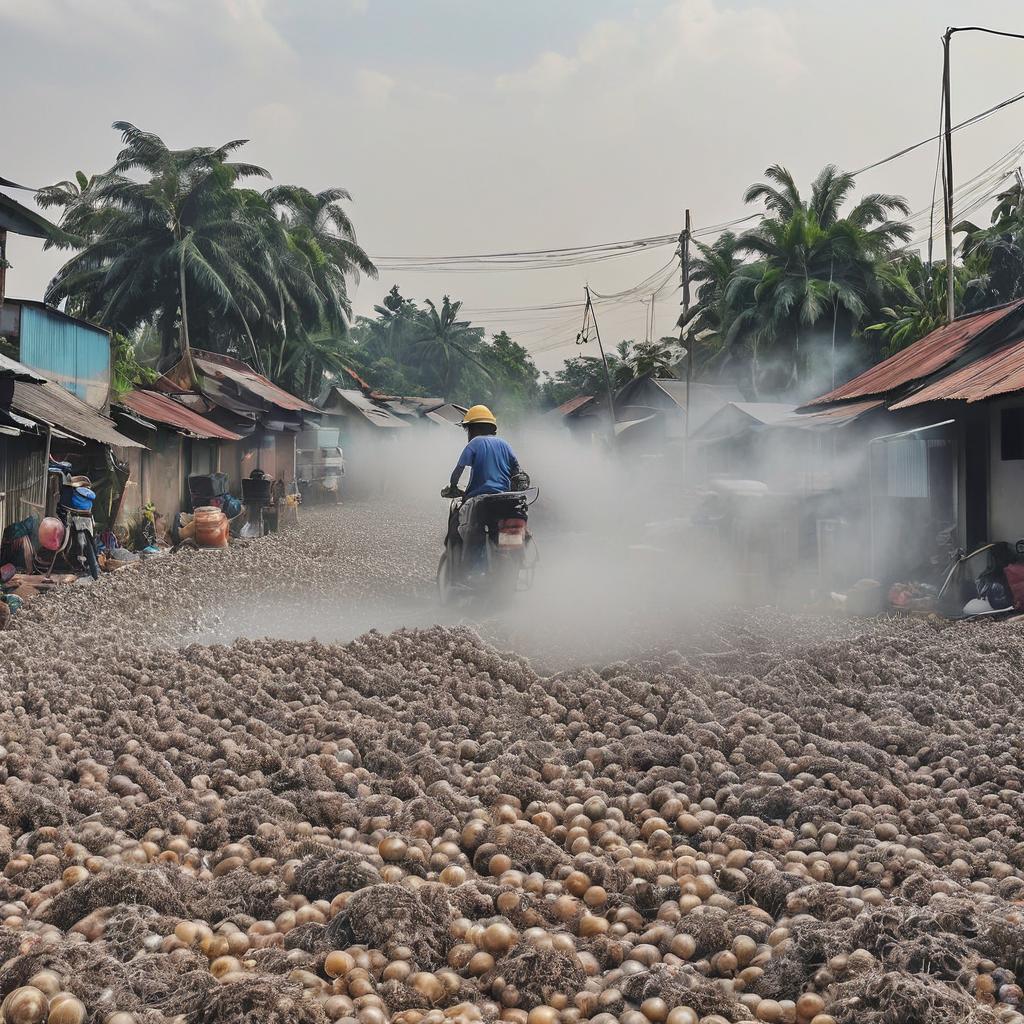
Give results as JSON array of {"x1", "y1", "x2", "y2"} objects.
[
  {"x1": 425, "y1": 403, "x2": 468, "y2": 425},
  {"x1": 550, "y1": 395, "x2": 595, "y2": 418},
  {"x1": 780, "y1": 398, "x2": 885, "y2": 428},
  {"x1": 890, "y1": 334, "x2": 1024, "y2": 408},
  {"x1": 730, "y1": 402, "x2": 797, "y2": 424},
  {"x1": 804, "y1": 300, "x2": 1024, "y2": 406},
  {"x1": 690, "y1": 402, "x2": 796, "y2": 442},
  {"x1": 11, "y1": 379, "x2": 144, "y2": 448},
  {"x1": 326, "y1": 388, "x2": 408, "y2": 428},
  {"x1": 0, "y1": 353, "x2": 46, "y2": 383},
  {"x1": 118, "y1": 389, "x2": 242, "y2": 440},
  {"x1": 5, "y1": 298, "x2": 111, "y2": 337},
  {"x1": 0, "y1": 191, "x2": 59, "y2": 240},
  {"x1": 192, "y1": 349, "x2": 318, "y2": 413}
]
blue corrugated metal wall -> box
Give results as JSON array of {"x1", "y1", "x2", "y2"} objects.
[{"x1": 19, "y1": 306, "x2": 110, "y2": 410}]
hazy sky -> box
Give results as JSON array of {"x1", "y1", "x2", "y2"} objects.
[{"x1": 3, "y1": 0, "x2": 1024, "y2": 369}]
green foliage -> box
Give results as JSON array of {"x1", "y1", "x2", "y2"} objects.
[
  {"x1": 39, "y1": 122, "x2": 375, "y2": 400},
  {"x1": 955, "y1": 179, "x2": 1024, "y2": 312},
  {"x1": 348, "y1": 287, "x2": 539, "y2": 410},
  {"x1": 867, "y1": 253, "x2": 980, "y2": 356},
  {"x1": 722, "y1": 164, "x2": 911, "y2": 395},
  {"x1": 110, "y1": 332, "x2": 157, "y2": 398},
  {"x1": 612, "y1": 338, "x2": 681, "y2": 387},
  {"x1": 541, "y1": 354, "x2": 619, "y2": 409}
]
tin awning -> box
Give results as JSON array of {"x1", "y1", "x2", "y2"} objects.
[{"x1": 11, "y1": 379, "x2": 144, "y2": 448}]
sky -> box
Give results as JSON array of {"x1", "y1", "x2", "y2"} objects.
[{"x1": 3, "y1": 0, "x2": 1024, "y2": 370}]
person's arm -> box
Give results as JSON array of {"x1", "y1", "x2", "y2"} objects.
[{"x1": 449, "y1": 441, "x2": 475, "y2": 489}]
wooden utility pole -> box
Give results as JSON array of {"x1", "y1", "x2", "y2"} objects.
[{"x1": 584, "y1": 284, "x2": 617, "y2": 443}]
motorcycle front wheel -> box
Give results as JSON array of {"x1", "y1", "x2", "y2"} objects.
[{"x1": 79, "y1": 532, "x2": 100, "y2": 580}]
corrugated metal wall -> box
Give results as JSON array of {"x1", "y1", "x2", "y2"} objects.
[
  {"x1": 19, "y1": 306, "x2": 110, "y2": 410},
  {"x1": 0, "y1": 434, "x2": 47, "y2": 531}
]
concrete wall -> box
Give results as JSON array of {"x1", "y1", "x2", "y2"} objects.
[
  {"x1": 145, "y1": 429, "x2": 185, "y2": 519},
  {"x1": 988, "y1": 397, "x2": 1024, "y2": 544}
]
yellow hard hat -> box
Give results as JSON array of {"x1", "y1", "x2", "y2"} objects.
[{"x1": 462, "y1": 404, "x2": 497, "y2": 426}]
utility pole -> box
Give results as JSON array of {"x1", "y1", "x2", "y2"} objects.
[
  {"x1": 583, "y1": 284, "x2": 617, "y2": 443},
  {"x1": 680, "y1": 211, "x2": 692, "y2": 466},
  {"x1": 942, "y1": 28, "x2": 955, "y2": 324},
  {"x1": 941, "y1": 26, "x2": 1024, "y2": 324}
]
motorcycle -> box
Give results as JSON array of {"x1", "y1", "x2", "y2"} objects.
[
  {"x1": 437, "y1": 478, "x2": 539, "y2": 605},
  {"x1": 47, "y1": 460, "x2": 100, "y2": 580}
]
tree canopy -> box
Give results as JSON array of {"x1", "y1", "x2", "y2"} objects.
[{"x1": 39, "y1": 122, "x2": 375, "y2": 399}]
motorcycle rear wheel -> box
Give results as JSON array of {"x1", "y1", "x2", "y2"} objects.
[
  {"x1": 485, "y1": 544, "x2": 521, "y2": 600},
  {"x1": 437, "y1": 551, "x2": 455, "y2": 606}
]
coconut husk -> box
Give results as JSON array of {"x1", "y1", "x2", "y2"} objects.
[
  {"x1": 193, "y1": 976, "x2": 330, "y2": 1024},
  {"x1": 480, "y1": 942, "x2": 586, "y2": 1009},
  {"x1": 826, "y1": 969, "x2": 1001, "y2": 1024},
  {"x1": 620, "y1": 964, "x2": 753, "y2": 1022}
]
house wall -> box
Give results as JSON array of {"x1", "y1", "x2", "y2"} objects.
[
  {"x1": 116, "y1": 447, "x2": 144, "y2": 530},
  {"x1": 0, "y1": 433, "x2": 47, "y2": 531},
  {"x1": 18, "y1": 305, "x2": 111, "y2": 410},
  {"x1": 988, "y1": 397, "x2": 1024, "y2": 544},
  {"x1": 146, "y1": 429, "x2": 185, "y2": 519}
]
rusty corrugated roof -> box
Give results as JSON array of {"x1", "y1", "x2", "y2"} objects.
[
  {"x1": 118, "y1": 389, "x2": 242, "y2": 440},
  {"x1": 11, "y1": 379, "x2": 144, "y2": 448},
  {"x1": 551, "y1": 395, "x2": 594, "y2": 418},
  {"x1": 192, "y1": 349, "x2": 318, "y2": 413},
  {"x1": 891, "y1": 335, "x2": 1024, "y2": 408},
  {"x1": 782, "y1": 398, "x2": 885, "y2": 427},
  {"x1": 804, "y1": 300, "x2": 1024, "y2": 406}
]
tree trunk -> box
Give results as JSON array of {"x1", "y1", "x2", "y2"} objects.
[
  {"x1": 276, "y1": 289, "x2": 288, "y2": 378},
  {"x1": 178, "y1": 247, "x2": 195, "y2": 383}
]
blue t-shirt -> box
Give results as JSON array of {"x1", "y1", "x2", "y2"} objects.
[{"x1": 453, "y1": 436, "x2": 519, "y2": 498}]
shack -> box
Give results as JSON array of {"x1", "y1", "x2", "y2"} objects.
[
  {"x1": 559, "y1": 377, "x2": 742, "y2": 448},
  {"x1": 801, "y1": 299, "x2": 1024, "y2": 584},
  {"x1": 161, "y1": 350, "x2": 320, "y2": 494},
  {"x1": 112, "y1": 389, "x2": 242, "y2": 519},
  {"x1": 0, "y1": 298, "x2": 111, "y2": 409},
  {"x1": 0, "y1": 353, "x2": 143, "y2": 532}
]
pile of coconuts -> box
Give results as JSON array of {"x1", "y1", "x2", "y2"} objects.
[{"x1": 2, "y1": 509, "x2": 1024, "y2": 1022}]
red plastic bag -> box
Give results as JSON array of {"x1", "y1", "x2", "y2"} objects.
[{"x1": 1004, "y1": 563, "x2": 1024, "y2": 610}]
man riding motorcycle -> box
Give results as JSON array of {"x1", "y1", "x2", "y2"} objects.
[{"x1": 441, "y1": 405, "x2": 521, "y2": 564}]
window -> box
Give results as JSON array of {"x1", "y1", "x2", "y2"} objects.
[{"x1": 1001, "y1": 408, "x2": 1024, "y2": 460}]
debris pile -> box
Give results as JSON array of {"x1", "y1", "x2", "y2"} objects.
[{"x1": 0, "y1": 507, "x2": 1022, "y2": 1023}]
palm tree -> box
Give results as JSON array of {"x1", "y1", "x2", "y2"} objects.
[
  {"x1": 955, "y1": 179, "x2": 1024, "y2": 312},
  {"x1": 35, "y1": 171, "x2": 109, "y2": 248},
  {"x1": 612, "y1": 339, "x2": 681, "y2": 387},
  {"x1": 680, "y1": 231, "x2": 744, "y2": 371},
  {"x1": 868, "y1": 252, "x2": 986, "y2": 355},
  {"x1": 259, "y1": 185, "x2": 377, "y2": 378},
  {"x1": 409, "y1": 296, "x2": 488, "y2": 399},
  {"x1": 728, "y1": 164, "x2": 911, "y2": 395},
  {"x1": 45, "y1": 122, "x2": 270, "y2": 371}
]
